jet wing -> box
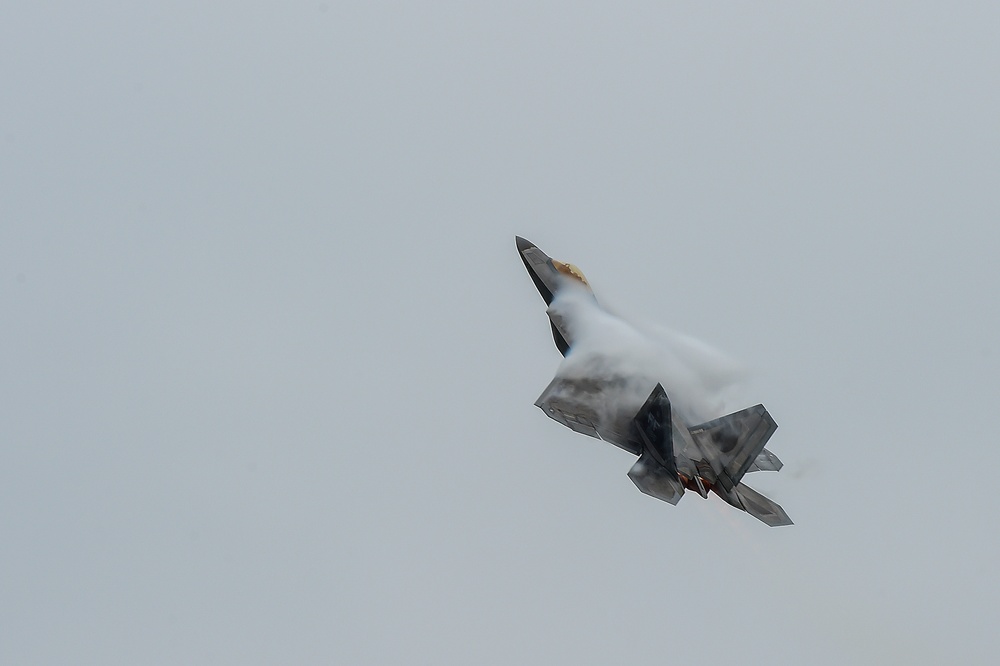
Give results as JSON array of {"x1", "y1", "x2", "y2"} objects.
[
  {"x1": 688, "y1": 405, "x2": 777, "y2": 492},
  {"x1": 533, "y1": 378, "x2": 603, "y2": 441}
]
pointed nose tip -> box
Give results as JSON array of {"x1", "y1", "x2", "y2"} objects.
[{"x1": 515, "y1": 236, "x2": 534, "y2": 252}]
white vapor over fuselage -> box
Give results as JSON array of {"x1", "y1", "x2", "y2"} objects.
[
  {"x1": 516, "y1": 236, "x2": 792, "y2": 526},
  {"x1": 546, "y1": 276, "x2": 745, "y2": 428}
]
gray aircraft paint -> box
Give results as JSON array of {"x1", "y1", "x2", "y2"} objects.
[{"x1": 517, "y1": 237, "x2": 791, "y2": 526}]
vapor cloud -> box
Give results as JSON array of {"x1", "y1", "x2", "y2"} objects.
[{"x1": 547, "y1": 282, "x2": 749, "y2": 424}]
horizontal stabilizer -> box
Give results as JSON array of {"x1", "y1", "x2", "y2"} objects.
[
  {"x1": 714, "y1": 482, "x2": 792, "y2": 526},
  {"x1": 747, "y1": 448, "x2": 783, "y2": 473},
  {"x1": 628, "y1": 454, "x2": 684, "y2": 505},
  {"x1": 733, "y1": 483, "x2": 793, "y2": 527}
]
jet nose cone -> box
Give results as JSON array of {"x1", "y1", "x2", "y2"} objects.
[{"x1": 515, "y1": 236, "x2": 535, "y2": 253}]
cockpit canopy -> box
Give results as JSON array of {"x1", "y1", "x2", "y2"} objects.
[{"x1": 552, "y1": 260, "x2": 590, "y2": 287}]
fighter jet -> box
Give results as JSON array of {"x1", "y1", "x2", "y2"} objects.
[{"x1": 516, "y1": 236, "x2": 792, "y2": 527}]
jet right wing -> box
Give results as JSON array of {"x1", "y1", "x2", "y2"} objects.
[
  {"x1": 688, "y1": 404, "x2": 777, "y2": 492},
  {"x1": 688, "y1": 405, "x2": 792, "y2": 526}
]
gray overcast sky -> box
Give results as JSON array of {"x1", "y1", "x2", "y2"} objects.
[{"x1": 3, "y1": 2, "x2": 999, "y2": 664}]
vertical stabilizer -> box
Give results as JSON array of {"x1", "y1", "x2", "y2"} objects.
[
  {"x1": 631, "y1": 384, "x2": 674, "y2": 471},
  {"x1": 626, "y1": 384, "x2": 685, "y2": 505}
]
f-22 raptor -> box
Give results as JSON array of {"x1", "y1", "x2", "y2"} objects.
[{"x1": 516, "y1": 236, "x2": 792, "y2": 526}]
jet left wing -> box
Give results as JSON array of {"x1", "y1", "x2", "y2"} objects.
[{"x1": 533, "y1": 378, "x2": 603, "y2": 440}]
